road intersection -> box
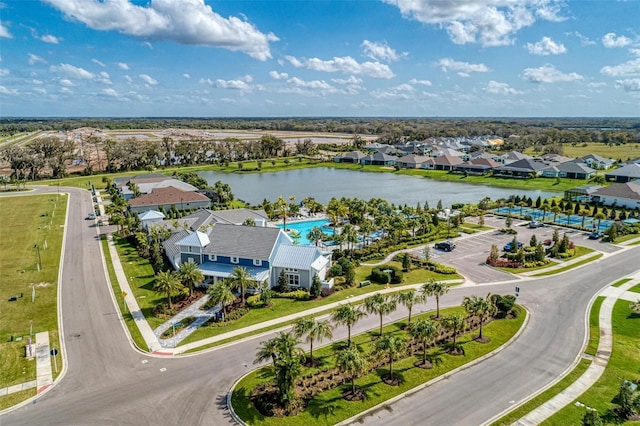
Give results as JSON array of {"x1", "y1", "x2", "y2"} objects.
[{"x1": 1, "y1": 187, "x2": 639, "y2": 425}]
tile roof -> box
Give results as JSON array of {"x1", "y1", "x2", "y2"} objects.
[
  {"x1": 129, "y1": 186, "x2": 210, "y2": 207},
  {"x1": 593, "y1": 181, "x2": 640, "y2": 200},
  {"x1": 203, "y1": 223, "x2": 284, "y2": 260}
]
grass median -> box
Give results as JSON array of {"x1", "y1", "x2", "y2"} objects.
[{"x1": 231, "y1": 306, "x2": 526, "y2": 426}]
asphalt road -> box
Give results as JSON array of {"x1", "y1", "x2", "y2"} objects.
[{"x1": 2, "y1": 187, "x2": 638, "y2": 426}]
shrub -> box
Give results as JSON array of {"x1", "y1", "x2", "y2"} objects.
[
  {"x1": 320, "y1": 287, "x2": 335, "y2": 298},
  {"x1": 329, "y1": 264, "x2": 343, "y2": 277},
  {"x1": 370, "y1": 265, "x2": 403, "y2": 284},
  {"x1": 246, "y1": 294, "x2": 262, "y2": 307},
  {"x1": 273, "y1": 289, "x2": 311, "y2": 301},
  {"x1": 425, "y1": 260, "x2": 457, "y2": 274}
]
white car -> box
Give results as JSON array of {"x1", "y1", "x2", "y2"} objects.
[{"x1": 86, "y1": 212, "x2": 96, "y2": 220}]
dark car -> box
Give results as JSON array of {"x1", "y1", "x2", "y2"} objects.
[
  {"x1": 435, "y1": 241, "x2": 456, "y2": 252},
  {"x1": 528, "y1": 221, "x2": 544, "y2": 228},
  {"x1": 503, "y1": 241, "x2": 523, "y2": 251},
  {"x1": 588, "y1": 231, "x2": 604, "y2": 240},
  {"x1": 86, "y1": 212, "x2": 96, "y2": 220}
]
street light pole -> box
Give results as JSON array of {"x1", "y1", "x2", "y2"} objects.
[{"x1": 34, "y1": 244, "x2": 41, "y2": 271}]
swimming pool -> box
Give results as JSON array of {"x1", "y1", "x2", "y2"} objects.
[{"x1": 277, "y1": 218, "x2": 334, "y2": 245}]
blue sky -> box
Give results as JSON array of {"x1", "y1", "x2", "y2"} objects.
[{"x1": 1, "y1": 0, "x2": 639, "y2": 117}]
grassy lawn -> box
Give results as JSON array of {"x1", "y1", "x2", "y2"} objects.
[
  {"x1": 497, "y1": 261, "x2": 559, "y2": 274},
  {"x1": 492, "y1": 295, "x2": 604, "y2": 425},
  {"x1": 354, "y1": 261, "x2": 462, "y2": 284},
  {"x1": 0, "y1": 194, "x2": 66, "y2": 398},
  {"x1": 611, "y1": 278, "x2": 633, "y2": 288},
  {"x1": 232, "y1": 306, "x2": 526, "y2": 426},
  {"x1": 541, "y1": 300, "x2": 640, "y2": 425},
  {"x1": 0, "y1": 388, "x2": 37, "y2": 411},
  {"x1": 614, "y1": 234, "x2": 640, "y2": 243},
  {"x1": 534, "y1": 142, "x2": 640, "y2": 161},
  {"x1": 532, "y1": 253, "x2": 603, "y2": 277},
  {"x1": 628, "y1": 284, "x2": 640, "y2": 294},
  {"x1": 100, "y1": 235, "x2": 149, "y2": 351}
]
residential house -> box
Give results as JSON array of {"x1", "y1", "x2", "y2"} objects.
[
  {"x1": 604, "y1": 163, "x2": 640, "y2": 183},
  {"x1": 564, "y1": 185, "x2": 603, "y2": 202},
  {"x1": 139, "y1": 210, "x2": 166, "y2": 230},
  {"x1": 114, "y1": 174, "x2": 198, "y2": 200},
  {"x1": 453, "y1": 158, "x2": 502, "y2": 175},
  {"x1": 496, "y1": 151, "x2": 532, "y2": 164},
  {"x1": 360, "y1": 152, "x2": 397, "y2": 166},
  {"x1": 591, "y1": 181, "x2": 640, "y2": 209},
  {"x1": 128, "y1": 186, "x2": 211, "y2": 214},
  {"x1": 579, "y1": 154, "x2": 615, "y2": 170},
  {"x1": 541, "y1": 161, "x2": 596, "y2": 180},
  {"x1": 494, "y1": 158, "x2": 547, "y2": 178},
  {"x1": 430, "y1": 154, "x2": 464, "y2": 171},
  {"x1": 333, "y1": 150, "x2": 367, "y2": 164},
  {"x1": 396, "y1": 154, "x2": 431, "y2": 169}
]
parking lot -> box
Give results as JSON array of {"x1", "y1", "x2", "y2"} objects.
[{"x1": 419, "y1": 215, "x2": 622, "y2": 284}]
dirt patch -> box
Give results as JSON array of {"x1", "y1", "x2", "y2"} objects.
[
  {"x1": 413, "y1": 360, "x2": 433, "y2": 369},
  {"x1": 342, "y1": 387, "x2": 365, "y2": 401},
  {"x1": 474, "y1": 335, "x2": 491, "y2": 343},
  {"x1": 381, "y1": 373, "x2": 401, "y2": 386},
  {"x1": 446, "y1": 346, "x2": 465, "y2": 356}
]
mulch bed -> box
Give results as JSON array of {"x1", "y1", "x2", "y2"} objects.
[
  {"x1": 342, "y1": 387, "x2": 365, "y2": 401},
  {"x1": 381, "y1": 373, "x2": 401, "y2": 386},
  {"x1": 413, "y1": 360, "x2": 433, "y2": 369}
]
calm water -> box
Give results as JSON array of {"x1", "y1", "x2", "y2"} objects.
[
  {"x1": 276, "y1": 219, "x2": 332, "y2": 245},
  {"x1": 199, "y1": 168, "x2": 558, "y2": 207}
]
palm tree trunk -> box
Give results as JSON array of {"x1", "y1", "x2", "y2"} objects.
[
  {"x1": 379, "y1": 315, "x2": 383, "y2": 337},
  {"x1": 389, "y1": 357, "x2": 393, "y2": 376},
  {"x1": 436, "y1": 297, "x2": 440, "y2": 318},
  {"x1": 408, "y1": 308, "x2": 412, "y2": 326},
  {"x1": 167, "y1": 293, "x2": 172, "y2": 309},
  {"x1": 310, "y1": 341, "x2": 314, "y2": 365},
  {"x1": 351, "y1": 376, "x2": 355, "y2": 393},
  {"x1": 347, "y1": 326, "x2": 351, "y2": 347}
]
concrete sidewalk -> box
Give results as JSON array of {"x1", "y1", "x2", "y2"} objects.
[
  {"x1": 517, "y1": 251, "x2": 604, "y2": 277},
  {"x1": 34, "y1": 332, "x2": 53, "y2": 394},
  {"x1": 512, "y1": 275, "x2": 640, "y2": 425},
  {"x1": 106, "y1": 234, "x2": 163, "y2": 353}
]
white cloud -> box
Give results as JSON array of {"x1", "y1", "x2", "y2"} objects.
[
  {"x1": 361, "y1": 40, "x2": 406, "y2": 62},
  {"x1": 101, "y1": 88, "x2": 122, "y2": 97},
  {"x1": 183, "y1": 73, "x2": 190, "y2": 79},
  {"x1": 567, "y1": 31, "x2": 596, "y2": 46},
  {"x1": 384, "y1": 0, "x2": 566, "y2": 47},
  {"x1": 332, "y1": 76, "x2": 363, "y2": 85},
  {"x1": 39, "y1": 34, "x2": 62, "y2": 44},
  {"x1": 600, "y1": 58, "x2": 640, "y2": 77},
  {"x1": 602, "y1": 32, "x2": 632, "y2": 48},
  {"x1": 139, "y1": 73, "x2": 158, "y2": 85},
  {"x1": 437, "y1": 57, "x2": 489, "y2": 73},
  {"x1": 59, "y1": 87, "x2": 72, "y2": 94},
  {"x1": 51, "y1": 63, "x2": 94, "y2": 79},
  {"x1": 615, "y1": 78, "x2": 640, "y2": 92},
  {"x1": 0, "y1": 68, "x2": 8, "y2": 77},
  {"x1": 199, "y1": 78, "x2": 214, "y2": 85},
  {"x1": 92, "y1": 58, "x2": 106, "y2": 67},
  {"x1": 525, "y1": 36, "x2": 566, "y2": 55},
  {"x1": 269, "y1": 70, "x2": 289, "y2": 80},
  {"x1": 282, "y1": 77, "x2": 338, "y2": 96},
  {"x1": 43, "y1": 0, "x2": 278, "y2": 60},
  {"x1": 33, "y1": 87, "x2": 47, "y2": 94},
  {"x1": 0, "y1": 21, "x2": 11, "y2": 38},
  {"x1": 522, "y1": 64, "x2": 583, "y2": 83},
  {"x1": 59, "y1": 79, "x2": 75, "y2": 87},
  {"x1": 372, "y1": 83, "x2": 416, "y2": 100},
  {"x1": 285, "y1": 55, "x2": 394, "y2": 79},
  {"x1": 215, "y1": 78, "x2": 252, "y2": 91},
  {"x1": 409, "y1": 78, "x2": 432, "y2": 86},
  {"x1": 28, "y1": 53, "x2": 47, "y2": 65},
  {"x1": 630, "y1": 48, "x2": 640, "y2": 57},
  {"x1": 32, "y1": 79, "x2": 44, "y2": 85},
  {"x1": 457, "y1": 72, "x2": 470, "y2": 78},
  {"x1": 124, "y1": 75, "x2": 133, "y2": 83},
  {"x1": 0, "y1": 85, "x2": 18, "y2": 95},
  {"x1": 96, "y1": 71, "x2": 112, "y2": 84},
  {"x1": 587, "y1": 82, "x2": 607, "y2": 88},
  {"x1": 117, "y1": 62, "x2": 130, "y2": 70},
  {"x1": 484, "y1": 80, "x2": 522, "y2": 95}
]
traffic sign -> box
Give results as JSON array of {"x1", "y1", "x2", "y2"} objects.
[{"x1": 50, "y1": 348, "x2": 58, "y2": 356}]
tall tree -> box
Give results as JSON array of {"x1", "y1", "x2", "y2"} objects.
[
  {"x1": 462, "y1": 294, "x2": 496, "y2": 341},
  {"x1": 409, "y1": 319, "x2": 439, "y2": 367},
  {"x1": 420, "y1": 279, "x2": 449, "y2": 319},
  {"x1": 396, "y1": 290, "x2": 426, "y2": 327},
  {"x1": 335, "y1": 347, "x2": 368, "y2": 396},
  {"x1": 227, "y1": 266, "x2": 253, "y2": 305},
  {"x1": 332, "y1": 304, "x2": 366, "y2": 347},
  {"x1": 374, "y1": 334, "x2": 406, "y2": 383},
  {"x1": 364, "y1": 293, "x2": 397, "y2": 337},
  {"x1": 178, "y1": 260, "x2": 204, "y2": 296},
  {"x1": 442, "y1": 314, "x2": 466, "y2": 354},
  {"x1": 293, "y1": 318, "x2": 333, "y2": 366},
  {"x1": 207, "y1": 280, "x2": 236, "y2": 318},
  {"x1": 153, "y1": 270, "x2": 184, "y2": 310},
  {"x1": 306, "y1": 226, "x2": 325, "y2": 247}
]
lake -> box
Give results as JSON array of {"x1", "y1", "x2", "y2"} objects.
[{"x1": 199, "y1": 167, "x2": 558, "y2": 207}]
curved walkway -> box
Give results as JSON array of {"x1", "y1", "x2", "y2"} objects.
[{"x1": 510, "y1": 273, "x2": 640, "y2": 425}]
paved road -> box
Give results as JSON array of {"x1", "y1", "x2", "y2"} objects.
[{"x1": 2, "y1": 187, "x2": 638, "y2": 425}]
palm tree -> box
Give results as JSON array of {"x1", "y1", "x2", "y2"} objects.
[
  {"x1": 364, "y1": 293, "x2": 397, "y2": 337},
  {"x1": 409, "y1": 319, "x2": 439, "y2": 367},
  {"x1": 332, "y1": 304, "x2": 366, "y2": 347},
  {"x1": 359, "y1": 219, "x2": 375, "y2": 247},
  {"x1": 253, "y1": 337, "x2": 278, "y2": 370},
  {"x1": 153, "y1": 270, "x2": 183, "y2": 309},
  {"x1": 178, "y1": 260, "x2": 204, "y2": 296},
  {"x1": 551, "y1": 205, "x2": 562, "y2": 224},
  {"x1": 594, "y1": 212, "x2": 606, "y2": 232},
  {"x1": 462, "y1": 294, "x2": 496, "y2": 341},
  {"x1": 272, "y1": 332, "x2": 305, "y2": 406},
  {"x1": 396, "y1": 290, "x2": 426, "y2": 327},
  {"x1": 374, "y1": 334, "x2": 406, "y2": 383},
  {"x1": 341, "y1": 224, "x2": 359, "y2": 253},
  {"x1": 420, "y1": 279, "x2": 449, "y2": 319},
  {"x1": 335, "y1": 347, "x2": 368, "y2": 396},
  {"x1": 274, "y1": 195, "x2": 290, "y2": 230},
  {"x1": 207, "y1": 280, "x2": 236, "y2": 318},
  {"x1": 227, "y1": 266, "x2": 253, "y2": 305},
  {"x1": 306, "y1": 226, "x2": 325, "y2": 247},
  {"x1": 293, "y1": 318, "x2": 333, "y2": 366},
  {"x1": 442, "y1": 314, "x2": 466, "y2": 354}
]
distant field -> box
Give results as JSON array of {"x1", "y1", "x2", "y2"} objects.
[
  {"x1": 0, "y1": 194, "x2": 66, "y2": 398},
  {"x1": 524, "y1": 142, "x2": 640, "y2": 162}
]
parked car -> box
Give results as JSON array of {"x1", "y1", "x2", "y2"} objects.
[
  {"x1": 435, "y1": 241, "x2": 456, "y2": 252},
  {"x1": 588, "y1": 231, "x2": 604, "y2": 240},
  {"x1": 528, "y1": 221, "x2": 544, "y2": 228},
  {"x1": 86, "y1": 212, "x2": 96, "y2": 220},
  {"x1": 503, "y1": 241, "x2": 523, "y2": 251}
]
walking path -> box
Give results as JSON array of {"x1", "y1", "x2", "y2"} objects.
[
  {"x1": 105, "y1": 234, "x2": 163, "y2": 353},
  {"x1": 511, "y1": 273, "x2": 640, "y2": 425},
  {"x1": 34, "y1": 332, "x2": 53, "y2": 394},
  {"x1": 154, "y1": 295, "x2": 220, "y2": 348}
]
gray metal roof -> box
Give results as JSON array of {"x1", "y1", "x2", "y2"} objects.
[
  {"x1": 210, "y1": 208, "x2": 269, "y2": 225},
  {"x1": 605, "y1": 163, "x2": 640, "y2": 178},
  {"x1": 271, "y1": 244, "x2": 323, "y2": 269},
  {"x1": 203, "y1": 224, "x2": 283, "y2": 260},
  {"x1": 163, "y1": 229, "x2": 190, "y2": 261}
]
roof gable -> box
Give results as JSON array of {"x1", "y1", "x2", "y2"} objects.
[
  {"x1": 204, "y1": 224, "x2": 284, "y2": 260},
  {"x1": 129, "y1": 186, "x2": 210, "y2": 207}
]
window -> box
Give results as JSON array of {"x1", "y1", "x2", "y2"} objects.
[
  {"x1": 188, "y1": 257, "x2": 194, "y2": 264},
  {"x1": 287, "y1": 273, "x2": 300, "y2": 287},
  {"x1": 209, "y1": 254, "x2": 217, "y2": 261},
  {"x1": 231, "y1": 256, "x2": 239, "y2": 264},
  {"x1": 253, "y1": 259, "x2": 262, "y2": 266}
]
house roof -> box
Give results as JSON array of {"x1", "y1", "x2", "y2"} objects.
[
  {"x1": 129, "y1": 186, "x2": 210, "y2": 207},
  {"x1": 139, "y1": 210, "x2": 165, "y2": 220},
  {"x1": 433, "y1": 154, "x2": 464, "y2": 166},
  {"x1": 495, "y1": 158, "x2": 547, "y2": 172},
  {"x1": 203, "y1": 223, "x2": 284, "y2": 260},
  {"x1": 162, "y1": 229, "x2": 190, "y2": 261},
  {"x1": 397, "y1": 154, "x2": 430, "y2": 165},
  {"x1": 114, "y1": 173, "x2": 168, "y2": 187},
  {"x1": 336, "y1": 151, "x2": 367, "y2": 160},
  {"x1": 271, "y1": 244, "x2": 326, "y2": 270},
  {"x1": 542, "y1": 161, "x2": 595, "y2": 174},
  {"x1": 465, "y1": 158, "x2": 502, "y2": 168},
  {"x1": 593, "y1": 181, "x2": 640, "y2": 200},
  {"x1": 580, "y1": 154, "x2": 614, "y2": 164},
  {"x1": 363, "y1": 152, "x2": 397, "y2": 162},
  {"x1": 176, "y1": 230, "x2": 210, "y2": 248},
  {"x1": 502, "y1": 151, "x2": 532, "y2": 163},
  {"x1": 605, "y1": 163, "x2": 640, "y2": 178},
  {"x1": 210, "y1": 208, "x2": 269, "y2": 225}
]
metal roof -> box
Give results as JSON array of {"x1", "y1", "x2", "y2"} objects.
[
  {"x1": 271, "y1": 244, "x2": 325, "y2": 270},
  {"x1": 203, "y1": 223, "x2": 283, "y2": 260}
]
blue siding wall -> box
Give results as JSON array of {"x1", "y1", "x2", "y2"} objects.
[{"x1": 212, "y1": 255, "x2": 270, "y2": 269}]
